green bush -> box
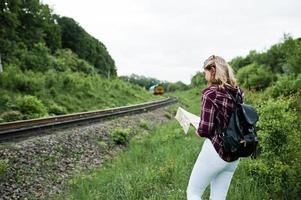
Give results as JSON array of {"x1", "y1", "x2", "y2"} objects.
[
  {"x1": 190, "y1": 71, "x2": 207, "y2": 87},
  {"x1": 0, "y1": 64, "x2": 45, "y2": 93},
  {"x1": 16, "y1": 95, "x2": 48, "y2": 119},
  {"x1": 266, "y1": 74, "x2": 301, "y2": 98},
  {"x1": 49, "y1": 87, "x2": 57, "y2": 97},
  {"x1": 282, "y1": 36, "x2": 301, "y2": 74},
  {"x1": 20, "y1": 43, "x2": 54, "y2": 72},
  {"x1": 139, "y1": 119, "x2": 151, "y2": 130},
  {"x1": 110, "y1": 128, "x2": 131, "y2": 145},
  {"x1": 0, "y1": 93, "x2": 11, "y2": 110},
  {"x1": 77, "y1": 60, "x2": 94, "y2": 74},
  {"x1": 16, "y1": 70, "x2": 45, "y2": 94},
  {"x1": 0, "y1": 111, "x2": 23, "y2": 122},
  {"x1": 45, "y1": 70, "x2": 59, "y2": 88},
  {"x1": 164, "y1": 112, "x2": 172, "y2": 119},
  {"x1": 236, "y1": 63, "x2": 274, "y2": 90},
  {"x1": 54, "y1": 49, "x2": 94, "y2": 74},
  {"x1": 0, "y1": 64, "x2": 24, "y2": 91},
  {"x1": 161, "y1": 81, "x2": 189, "y2": 92},
  {"x1": 48, "y1": 102, "x2": 67, "y2": 115},
  {"x1": 0, "y1": 62, "x2": 159, "y2": 121},
  {"x1": 63, "y1": 74, "x2": 76, "y2": 88},
  {"x1": 0, "y1": 159, "x2": 9, "y2": 178},
  {"x1": 246, "y1": 97, "x2": 301, "y2": 199}
]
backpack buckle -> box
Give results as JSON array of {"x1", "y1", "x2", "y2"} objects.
[{"x1": 240, "y1": 140, "x2": 247, "y2": 147}]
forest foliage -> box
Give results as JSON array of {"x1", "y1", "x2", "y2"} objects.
[
  {"x1": 191, "y1": 35, "x2": 301, "y2": 90},
  {"x1": 0, "y1": 0, "x2": 116, "y2": 76},
  {"x1": 120, "y1": 74, "x2": 189, "y2": 92},
  {"x1": 0, "y1": 0, "x2": 161, "y2": 123}
]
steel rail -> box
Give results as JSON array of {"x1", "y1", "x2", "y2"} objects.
[{"x1": 0, "y1": 97, "x2": 177, "y2": 142}]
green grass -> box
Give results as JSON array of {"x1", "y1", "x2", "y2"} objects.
[
  {"x1": 61, "y1": 88, "x2": 270, "y2": 200},
  {"x1": 63, "y1": 121, "x2": 269, "y2": 200},
  {"x1": 0, "y1": 70, "x2": 165, "y2": 122},
  {"x1": 167, "y1": 87, "x2": 203, "y2": 115},
  {"x1": 64, "y1": 121, "x2": 202, "y2": 200}
]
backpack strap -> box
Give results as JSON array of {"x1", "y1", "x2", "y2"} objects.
[
  {"x1": 227, "y1": 88, "x2": 243, "y2": 105},
  {"x1": 228, "y1": 91, "x2": 239, "y2": 105},
  {"x1": 216, "y1": 87, "x2": 242, "y2": 136}
]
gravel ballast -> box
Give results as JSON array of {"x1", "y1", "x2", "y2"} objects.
[{"x1": 0, "y1": 105, "x2": 176, "y2": 200}]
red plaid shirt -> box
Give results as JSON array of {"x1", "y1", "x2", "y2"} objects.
[{"x1": 197, "y1": 84, "x2": 244, "y2": 162}]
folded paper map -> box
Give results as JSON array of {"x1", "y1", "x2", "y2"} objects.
[{"x1": 174, "y1": 107, "x2": 200, "y2": 134}]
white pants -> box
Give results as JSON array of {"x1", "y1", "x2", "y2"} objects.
[{"x1": 187, "y1": 139, "x2": 239, "y2": 200}]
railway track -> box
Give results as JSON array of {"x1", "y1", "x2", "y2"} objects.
[{"x1": 0, "y1": 97, "x2": 177, "y2": 143}]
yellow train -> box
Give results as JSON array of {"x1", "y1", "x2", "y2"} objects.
[{"x1": 149, "y1": 84, "x2": 164, "y2": 95}]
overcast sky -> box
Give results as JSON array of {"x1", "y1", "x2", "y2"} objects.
[{"x1": 42, "y1": 0, "x2": 301, "y2": 84}]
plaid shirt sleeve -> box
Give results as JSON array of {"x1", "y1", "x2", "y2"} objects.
[{"x1": 197, "y1": 89, "x2": 216, "y2": 138}]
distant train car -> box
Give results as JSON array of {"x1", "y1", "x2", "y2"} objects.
[{"x1": 149, "y1": 84, "x2": 164, "y2": 95}]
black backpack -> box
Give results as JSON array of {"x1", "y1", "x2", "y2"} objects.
[{"x1": 220, "y1": 90, "x2": 259, "y2": 158}]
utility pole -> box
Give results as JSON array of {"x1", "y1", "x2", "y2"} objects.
[
  {"x1": 0, "y1": 55, "x2": 3, "y2": 73},
  {"x1": 107, "y1": 69, "x2": 110, "y2": 79}
]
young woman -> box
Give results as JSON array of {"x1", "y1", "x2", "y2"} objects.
[{"x1": 186, "y1": 55, "x2": 243, "y2": 200}]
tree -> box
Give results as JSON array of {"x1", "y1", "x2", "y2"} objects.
[
  {"x1": 236, "y1": 63, "x2": 274, "y2": 90},
  {"x1": 57, "y1": 17, "x2": 116, "y2": 77},
  {"x1": 119, "y1": 74, "x2": 160, "y2": 89},
  {"x1": 190, "y1": 71, "x2": 207, "y2": 87},
  {"x1": 282, "y1": 36, "x2": 301, "y2": 74}
]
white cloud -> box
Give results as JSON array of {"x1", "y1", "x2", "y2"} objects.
[{"x1": 42, "y1": 0, "x2": 301, "y2": 84}]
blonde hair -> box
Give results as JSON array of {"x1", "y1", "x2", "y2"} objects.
[{"x1": 203, "y1": 55, "x2": 237, "y2": 87}]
